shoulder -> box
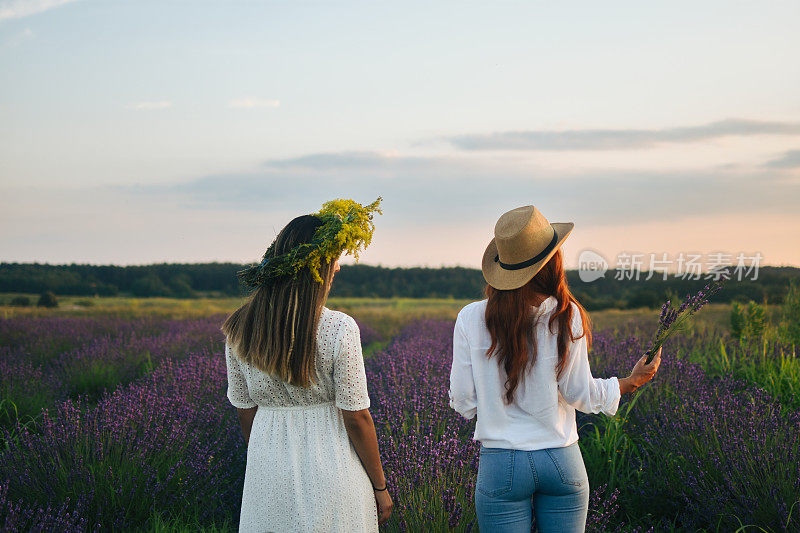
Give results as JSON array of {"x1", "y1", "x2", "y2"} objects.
[
  {"x1": 455, "y1": 299, "x2": 487, "y2": 330},
  {"x1": 224, "y1": 336, "x2": 245, "y2": 365},
  {"x1": 457, "y1": 299, "x2": 486, "y2": 319},
  {"x1": 568, "y1": 300, "x2": 586, "y2": 337},
  {"x1": 224, "y1": 335, "x2": 234, "y2": 354},
  {"x1": 321, "y1": 307, "x2": 359, "y2": 335}
]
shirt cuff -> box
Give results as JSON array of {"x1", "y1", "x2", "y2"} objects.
[
  {"x1": 336, "y1": 397, "x2": 371, "y2": 411},
  {"x1": 449, "y1": 395, "x2": 477, "y2": 420},
  {"x1": 604, "y1": 376, "x2": 622, "y2": 416},
  {"x1": 227, "y1": 390, "x2": 257, "y2": 409}
]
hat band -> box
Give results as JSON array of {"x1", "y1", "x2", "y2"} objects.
[{"x1": 494, "y1": 230, "x2": 558, "y2": 271}]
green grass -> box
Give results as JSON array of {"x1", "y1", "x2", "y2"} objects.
[
  {"x1": 0, "y1": 293, "x2": 734, "y2": 338},
  {"x1": 579, "y1": 388, "x2": 648, "y2": 494},
  {"x1": 148, "y1": 508, "x2": 235, "y2": 533},
  {"x1": 327, "y1": 297, "x2": 472, "y2": 339},
  {"x1": 0, "y1": 294, "x2": 245, "y2": 319},
  {"x1": 686, "y1": 334, "x2": 800, "y2": 411}
]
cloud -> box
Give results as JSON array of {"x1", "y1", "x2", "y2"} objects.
[
  {"x1": 263, "y1": 151, "x2": 387, "y2": 169},
  {"x1": 261, "y1": 150, "x2": 446, "y2": 173},
  {"x1": 228, "y1": 98, "x2": 280, "y2": 109},
  {"x1": 124, "y1": 101, "x2": 172, "y2": 110},
  {"x1": 763, "y1": 149, "x2": 800, "y2": 169},
  {"x1": 0, "y1": 0, "x2": 79, "y2": 21},
  {"x1": 445, "y1": 118, "x2": 800, "y2": 151},
  {"x1": 116, "y1": 149, "x2": 799, "y2": 229}
]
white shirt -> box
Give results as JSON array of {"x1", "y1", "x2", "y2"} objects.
[{"x1": 448, "y1": 296, "x2": 621, "y2": 450}]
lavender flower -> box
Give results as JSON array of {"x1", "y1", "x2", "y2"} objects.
[{"x1": 645, "y1": 274, "x2": 730, "y2": 364}]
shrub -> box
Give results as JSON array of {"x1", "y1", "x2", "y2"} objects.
[
  {"x1": 779, "y1": 281, "x2": 800, "y2": 345},
  {"x1": 9, "y1": 296, "x2": 30, "y2": 307},
  {"x1": 36, "y1": 291, "x2": 58, "y2": 308},
  {"x1": 168, "y1": 274, "x2": 197, "y2": 298},
  {"x1": 131, "y1": 275, "x2": 170, "y2": 297},
  {"x1": 730, "y1": 300, "x2": 766, "y2": 341}
]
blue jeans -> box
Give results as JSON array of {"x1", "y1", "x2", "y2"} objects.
[{"x1": 475, "y1": 442, "x2": 590, "y2": 533}]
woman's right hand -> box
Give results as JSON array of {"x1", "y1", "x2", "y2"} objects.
[
  {"x1": 375, "y1": 489, "x2": 393, "y2": 525},
  {"x1": 619, "y1": 347, "x2": 661, "y2": 394}
]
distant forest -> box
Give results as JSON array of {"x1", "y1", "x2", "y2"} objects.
[{"x1": 1, "y1": 262, "x2": 798, "y2": 311}]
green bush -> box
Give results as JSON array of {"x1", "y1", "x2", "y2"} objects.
[
  {"x1": 9, "y1": 296, "x2": 31, "y2": 307},
  {"x1": 36, "y1": 291, "x2": 58, "y2": 308},
  {"x1": 730, "y1": 303, "x2": 745, "y2": 339},
  {"x1": 168, "y1": 274, "x2": 197, "y2": 298},
  {"x1": 730, "y1": 300, "x2": 766, "y2": 341},
  {"x1": 779, "y1": 281, "x2": 800, "y2": 345},
  {"x1": 131, "y1": 275, "x2": 171, "y2": 297}
]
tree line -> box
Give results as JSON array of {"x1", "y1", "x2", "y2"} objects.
[{"x1": 1, "y1": 262, "x2": 798, "y2": 310}]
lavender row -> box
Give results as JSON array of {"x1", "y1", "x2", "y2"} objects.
[
  {"x1": 0, "y1": 316, "x2": 219, "y2": 366},
  {"x1": 0, "y1": 316, "x2": 230, "y2": 432},
  {"x1": 0, "y1": 353, "x2": 245, "y2": 531}
]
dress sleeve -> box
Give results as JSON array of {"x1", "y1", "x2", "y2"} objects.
[
  {"x1": 449, "y1": 311, "x2": 477, "y2": 420},
  {"x1": 557, "y1": 304, "x2": 621, "y2": 416},
  {"x1": 225, "y1": 340, "x2": 257, "y2": 409},
  {"x1": 333, "y1": 316, "x2": 371, "y2": 411}
]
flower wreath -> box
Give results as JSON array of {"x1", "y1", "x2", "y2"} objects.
[{"x1": 237, "y1": 197, "x2": 383, "y2": 289}]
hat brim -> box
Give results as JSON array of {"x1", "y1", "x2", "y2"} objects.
[{"x1": 482, "y1": 222, "x2": 574, "y2": 290}]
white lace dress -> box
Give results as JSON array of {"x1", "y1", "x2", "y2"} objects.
[{"x1": 225, "y1": 307, "x2": 378, "y2": 533}]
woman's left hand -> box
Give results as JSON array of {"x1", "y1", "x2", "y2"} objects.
[{"x1": 375, "y1": 489, "x2": 393, "y2": 525}]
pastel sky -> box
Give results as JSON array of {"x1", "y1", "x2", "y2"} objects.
[{"x1": 1, "y1": 0, "x2": 799, "y2": 271}]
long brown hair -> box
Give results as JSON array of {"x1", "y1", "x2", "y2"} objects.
[
  {"x1": 220, "y1": 215, "x2": 337, "y2": 388},
  {"x1": 484, "y1": 248, "x2": 592, "y2": 404}
]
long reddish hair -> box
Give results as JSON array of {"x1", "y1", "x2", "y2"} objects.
[{"x1": 485, "y1": 248, "x2": 592, "y2": 404}]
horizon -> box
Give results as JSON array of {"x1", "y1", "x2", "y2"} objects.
[
  {"x1": 2, "y1": 1, "x2": 799, "y2": 270},
  {"x1": 5, "y1": 259, "x2": 798, "y2": 275}
]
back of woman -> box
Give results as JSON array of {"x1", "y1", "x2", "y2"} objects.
[
  {"x1": 449, "y1": 205, "x2": 661, "y2": 533},
  {"x1": 221, "y1": 199, "x2": 393, "y2": 533},
  {"x1": 453, "y1": 296, "x2": 606, "y2": 451},
  {"x1": 226, "y1": 306, "x2": 364, "y2": 410},
  {"x1": 225, "y1": 306, "x2": 374, "y2": 532}
]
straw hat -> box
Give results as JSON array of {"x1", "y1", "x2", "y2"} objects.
[{"x1": 482, "y1": 206, "x2": 574, "y2": 290}]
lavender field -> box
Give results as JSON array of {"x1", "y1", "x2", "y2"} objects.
[{"x1": 1, "y1": 311, "x2": 798, "y2": 532}]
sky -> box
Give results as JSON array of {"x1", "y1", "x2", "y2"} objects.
[{"x1": 1, "y1": 0, "x2": 799, "y2": 272}]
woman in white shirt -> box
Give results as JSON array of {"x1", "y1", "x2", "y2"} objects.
[{"x1": 449, "y1": 205, "x2": 661, "y2": 533}]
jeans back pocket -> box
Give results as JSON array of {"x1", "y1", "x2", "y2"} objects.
[
  {"x1": 545, "y1": 443, "x2": 587, "y2": 487},
  {"x1": 476, "y1": 447, "x2": 515, "y2": 497}
]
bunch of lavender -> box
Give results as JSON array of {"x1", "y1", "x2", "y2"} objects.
[{"x1": 644, "y1": 273, "x2": 730, "y2": 364}]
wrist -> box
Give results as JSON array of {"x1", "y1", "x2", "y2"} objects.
[{"x1": 619, "y1": 376, "x2": 638, "y2": 395}]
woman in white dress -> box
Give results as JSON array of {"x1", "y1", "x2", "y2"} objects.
[{"x1": 221, "y1": 201, "x2": 392, "y2": 532}]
